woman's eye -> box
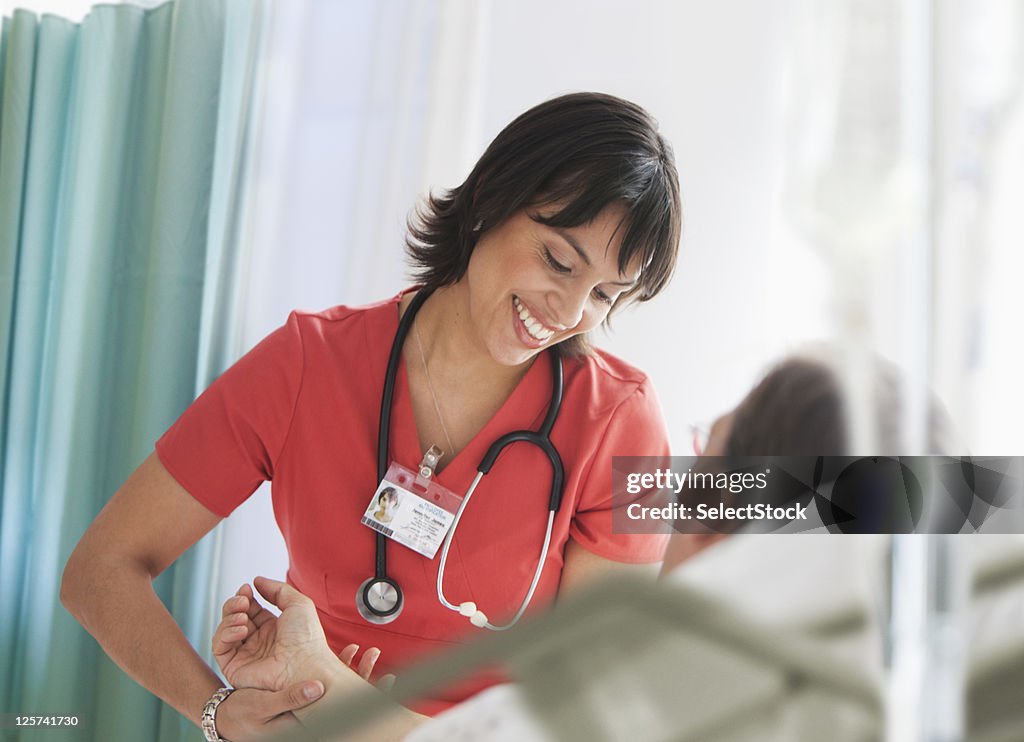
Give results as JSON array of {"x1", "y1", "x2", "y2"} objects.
[
  {"x1": 543, "y1": 248, "x2": 571, "y2": 274},
  {"x1": 542, "y1": 247, "x2": 613, "y2": 304}
]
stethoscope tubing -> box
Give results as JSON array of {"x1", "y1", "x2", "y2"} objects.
[
  {"x1": 366, "y1": 287, "x2": 565, "y2": 628},
  {"x1": 436, "y1": 475, "x2": 557, "y2": 631}
]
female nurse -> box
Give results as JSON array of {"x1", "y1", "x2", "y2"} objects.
[
  {"x1": 208, "y1": 350, "x2": 957, "y2": 741},
  {"x1": 61, "y1": 91, "x2": 682, "y2": 740}
]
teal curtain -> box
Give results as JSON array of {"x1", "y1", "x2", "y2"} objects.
[{"x1": 0, "y1": 1, "x2": 264, "y2": 739}]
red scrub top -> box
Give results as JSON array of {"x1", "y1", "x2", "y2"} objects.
[{"x1": 156, "y1": 291, "x2": 669, "y2": 715}]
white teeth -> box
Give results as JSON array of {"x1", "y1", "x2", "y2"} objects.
[{"x1": 513, "y1": 297, "x2": 554, "y2": 341}]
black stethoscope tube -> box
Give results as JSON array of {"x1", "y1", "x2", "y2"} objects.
[
  {"x1": 363, "y1": 288, "x2": 564, "y2": 624},
  {"x1": 477, "y1": 352, "x2": 564, "y2": 511},
  {"x1": 374, "y1": 288, "x2": 432, "y2": 585}
]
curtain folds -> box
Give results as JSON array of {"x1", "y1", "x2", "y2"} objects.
[{"x1": 0, "y1": 1, "x2": 263, "y2": 739}]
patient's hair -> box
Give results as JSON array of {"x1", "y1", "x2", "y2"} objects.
[
  {"x1": 406, "y1": 91, "x2": 682, "y2": 356},
  {"x1": 674, "y1": 349, "x2": 958, "y2": 536},
  {"x1": 725, "y1": 349, "x2": 957, "y2": 457}
]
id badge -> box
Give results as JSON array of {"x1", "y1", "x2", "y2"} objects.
[{"x1": 360, "y1": 461, "x2": 462, "y2": 559}]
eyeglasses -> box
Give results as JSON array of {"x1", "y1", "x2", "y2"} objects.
[{"x1": 689, "y1": 424, "x2": 710, "y2": 456}]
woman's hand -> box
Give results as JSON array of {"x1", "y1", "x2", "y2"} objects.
[
  {"x1": 213, "y1": 577, "x2": 394, "y2": 692},
  {"x1": 213, "y1": 684, "x2": 324, "y2": 741},
  {"x1": 213, "y1": 578, "x2": 422, "y2": 740}
]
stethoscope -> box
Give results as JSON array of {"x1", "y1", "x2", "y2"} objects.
[{"x1": 355, "y1": 288, "x2": 566, "y2": 630}]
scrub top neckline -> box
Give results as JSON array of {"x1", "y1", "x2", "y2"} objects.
[{"x1": 388, "y1": 291, "x2": 553, "y2": 491}]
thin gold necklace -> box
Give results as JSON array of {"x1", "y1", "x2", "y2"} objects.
[{"x1": 414, "y1": 316, "x2": 456, "y2": 457}]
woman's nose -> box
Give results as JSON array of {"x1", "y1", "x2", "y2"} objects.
[{"x1": 551, "y1": 285, "x2": 589, "y2": 329}]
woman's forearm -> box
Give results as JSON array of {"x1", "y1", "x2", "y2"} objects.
[{"x1": 61, "y1": 551, "x2": 222, "y2": 727}]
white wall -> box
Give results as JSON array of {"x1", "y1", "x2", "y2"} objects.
[{"x1": 476, "y1": 0, "x2": 806, "y2": 446}]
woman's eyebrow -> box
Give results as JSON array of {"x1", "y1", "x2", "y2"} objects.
[
  {"x1": 551, "y1": 227, "x2": 592, "y2": 266},
  {"x1": 551, "y1": 227, "x2": 638, "y2": 288}
]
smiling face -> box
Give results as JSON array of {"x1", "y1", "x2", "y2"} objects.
[{"x1": 457, "y1": 203, "x2": 640, "y2": 367}]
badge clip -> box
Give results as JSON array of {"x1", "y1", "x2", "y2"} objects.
[{"x1": 415, "y1": 445, "x2": 444, "y2": 490}]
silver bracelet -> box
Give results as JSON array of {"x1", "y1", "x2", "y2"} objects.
[{"x1": 201, "y1": 687, "x2": 235, "y2": 742}]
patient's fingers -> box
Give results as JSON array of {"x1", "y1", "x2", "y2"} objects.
[
  {"x1": 337, "y1": 644, "x2": 379, "y2": 680},
  {"x1": 338, "y1": 643, "x2": 359, "y2": 667},
  {"x1": 357, "y1": 647, "x2": 381, "y2": 681},
  {"x1": 377, "y1": 674, "x2": 396, "y2": 693},
  {"x1": 221, "y1": 593, "x2": 248, "y2": 619},
  {"x1": 235, "y1": 582, "x2": 274, "y2": 628},
  {"x1": 217, "y1": 611, "x2": 249, "y2": 635},
  {"x1": 252, "y1": 576, "x2": 313, "y2": 614},
  {"x1": 212, "y1": 611, "x2": 250, "y2": 657}
]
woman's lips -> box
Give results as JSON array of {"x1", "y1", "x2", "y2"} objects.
[{"x1": 511, "y1": 295, "x2": 556, "y2": 347}]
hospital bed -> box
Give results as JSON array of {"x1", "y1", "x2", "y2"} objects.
[{"x1": 276, "y1": 536, "x2": 1024, "y2": 741}]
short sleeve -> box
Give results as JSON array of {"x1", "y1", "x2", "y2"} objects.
[
  {"x1": 569, "y1": 377, "x2": 671, "y2": 563},
  {"x1": 155, "y1": 312, "x2": 305, "y2": 517}
]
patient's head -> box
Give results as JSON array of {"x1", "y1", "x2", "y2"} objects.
[
  {"x1": 721, "y1": 355, "x2": 845, "y2": 456},
  {"x1": 662, "y1": 348, "x2": 957, "y2": 571},
  {"x1": 714, "y1": 348, "x2": 955, "y2": 457}
]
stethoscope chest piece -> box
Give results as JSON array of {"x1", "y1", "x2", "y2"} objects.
[{"x1": 356, "y1": 576, "x2": 403, "y2": 624}]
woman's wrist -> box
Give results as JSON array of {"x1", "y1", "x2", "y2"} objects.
[
  {"x1": 200, "y1": 687, "x2": 235, "y2": 740},
  {"x1": 194, "y1": 676, "x2": 228, "y2": 729}
]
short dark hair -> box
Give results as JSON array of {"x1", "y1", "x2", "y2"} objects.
[
  {"x1": 406, "y1": 92, "x2": 682, "y2": 356},
  {"x1": 726, "y1": 352, "x2": 956, "y2": 457},
  {"x1": 726, "y1": 357, "x2": 848, "y2": 456},
  {"x1": 677, "y1": 352, "x2": 956, "y2": 535}
]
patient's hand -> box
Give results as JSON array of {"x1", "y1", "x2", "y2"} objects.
[{"x1": 212, "y1": 576, "x2": 389, "y2": 693}]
